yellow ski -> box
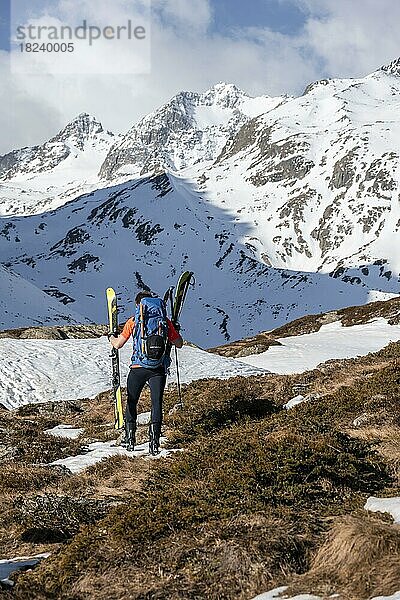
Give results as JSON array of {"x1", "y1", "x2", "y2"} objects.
[{"x1": 106, "y1": 287, "x2": 124, "y2": 429}]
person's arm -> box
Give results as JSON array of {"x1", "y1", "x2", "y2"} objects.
[
  {"x1": 108, "y1": 317, "x2": 134, "y2": 349},
  {"x1": 109, "y1": 332, "x2": 128, "y2": 349}
]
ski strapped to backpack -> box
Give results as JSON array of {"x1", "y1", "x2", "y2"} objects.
[
  {"x1": 172, "y1": 271, "x2": 195, "y2": 325},
  {"x1": 106, "y1": 287, "x2": 124, "y2": 430},
  {"x1": 166, "y1": 271, "x2": 195, "y2": 408},
  {"x1": 163, "y1": 271, "x2": 194, "y2": 360},
  {"x1": 132, "y1": 297, "x2": 169, "y2": 368}
]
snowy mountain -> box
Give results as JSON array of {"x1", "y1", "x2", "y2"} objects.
[
  {"x1": 207, "y1": 62, "x2": 400, "y2": 274},
  {"x1": 0, "y1": 264, "x2": 89, "y2": 328},
  {"x1": 99, "y1": 83, "x2": 285, "y2": 180},
  {"x1": 1, "y1": 65, "x2": 400, "y2": 343},
  {"x1": 0, "y1": 113, "x2": 116, "y2": 216}
]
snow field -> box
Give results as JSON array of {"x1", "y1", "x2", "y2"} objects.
[
  {"x1": 2, "y1": 318, "x2": 400, "y2": 410},
  {"x1": 0, "y1": 339, "x2": 267, "y2": 410},
  {"x1": 240, "y1": 319, "x2": 400, "y2": 374}
]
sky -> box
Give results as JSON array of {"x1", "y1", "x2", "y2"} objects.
[{"x1": 0, "y1": 0, "x2": 399, "y2": 154}]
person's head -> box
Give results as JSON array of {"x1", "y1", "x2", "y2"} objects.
[{"x1": 135, "y1": 291, "x2": 153, "y2": 305}]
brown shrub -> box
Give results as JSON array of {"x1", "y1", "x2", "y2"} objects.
[{"x1": 0, "y1": 463, "x2": 68, "y2": 493}]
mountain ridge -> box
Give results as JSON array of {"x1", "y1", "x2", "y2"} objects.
[{"x1": 1, "y1": 62, "x2": 400, "y2": 341}]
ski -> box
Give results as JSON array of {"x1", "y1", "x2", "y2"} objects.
[
  {"x1": 168, "y1": 271, "x2": 194, "y2": 409},
  {"x1": 106, "y1": 287, "x2": 124, "y2": 430},
  {"x1": 171, "y1": 271, "x2": 194, "y2": 325},
  {"x1": 163, "y1": 285, "x2": 174, "y2": 307}
]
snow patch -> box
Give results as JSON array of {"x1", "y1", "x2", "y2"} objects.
[
  {"x1": 367, "y1": 291, "x2": 400, "y2": 303},
  {"x1": 137, "y1": 411, "x2": 151, "y2": 425},
  {"x1": 370, "y1": 593, "x2": 400, "y2": 600},
  {"x1": 0, "y1": 552, "x2": 50, "y2": 565},
  {"x1": 364, "y1": 496, "x2": 400, "y2": 523},
  {"x1": 50, "y1": 439, "x2": 181, "y2": 474},
  {"x1": 0, "y1": 553, "x2": 50, "y2": 586},
  {"x1": 0, "y1": 339, "x2": 268, "y2": 410},
  {"x1": 239, "y1": 319, "x2": 400, "y2": 374},
  {"x1": 44, "y1": 425, "x2": 84, "y2": 439},
  {"x1": 252, "y1": 586, "x2": 400, "y2": 600},
  {"x1": 284, "y1": 395, "x2": 306, "y2": 410},
  {"x1": 251, "y1": 587, "x2": 320, "y2": 600}
]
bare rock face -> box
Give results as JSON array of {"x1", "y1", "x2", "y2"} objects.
[
  {"x1": 380, "y1": 57, "x2": 400, "y2": 75},
  {"x1": 50, "y1": 113, "x2": 106, "y2": 150},
  {"x1": 329, "y1": 150, "x2": 357, "y2": 190},
  {"x1": 99, "y1": 84, "x2": 275, "y2": 180}
]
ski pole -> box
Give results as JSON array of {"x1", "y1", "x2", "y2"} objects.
[
  {"x1": 174, "y1": 344, "x2": 183, "y2": 408},
  {"x1": 169, "y1": 289, "x2": 183, "y2": 408}
]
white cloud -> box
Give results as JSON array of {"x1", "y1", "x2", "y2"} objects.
[
  {"x1": 294, "y1": 0, "x2": 400, "y2": 76},
  {"x1": 157, "y1": 0, "x2": 212, "y2": 31},
  {"x1": 0, "y1": 53, "x2": 63, "y2": 152},
  {"x1": 1, "y1": 0, "x2": 399, "y2": 155}
]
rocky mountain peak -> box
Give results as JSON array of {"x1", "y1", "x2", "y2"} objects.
[
  {"x1": 380, "y1": 57, "x2": 400, "y2": 76},
  {"x1": 50, "y1": 113, "x2": 110, "y2": 149},
  {"x1": 99, "y1": 83, "x2": 260, "y2": 180},
  {"x1": 302, "y1": 78, "x2": 333, "y2": 96},
  {"x1": 198, "y1": 82, "x2": 248, "y2": 108}
]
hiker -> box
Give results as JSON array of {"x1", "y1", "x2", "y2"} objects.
[{"x1": 108, "y1": 291, "x2": 183, "y2": 455}]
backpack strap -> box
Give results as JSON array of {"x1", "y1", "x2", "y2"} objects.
[{"x1": 140, "y1": 301, "x2": 146, "y2": 354}]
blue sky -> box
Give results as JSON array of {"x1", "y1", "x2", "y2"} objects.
[
  {"x1": 2, "y1": 0, "x2": 307, "y2": 53},
  {"x1": 211, "y1": 0, "x2": 306, "y2": 36}
]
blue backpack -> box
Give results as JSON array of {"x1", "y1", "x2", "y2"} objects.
[{"x1": 132, "y1": 297, "x2": 169, "y2": 368}]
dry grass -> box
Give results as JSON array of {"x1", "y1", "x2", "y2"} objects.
[
  {"x1": 12, "y1": 399, "x2": 390, "y2": 598},
  {"x1": 0, "y1": 390, "x2": 149, "y2": 563},
  {"x1": 347, "y1": 425, "x2": 400, "y2": 484},
  {"x1": 2, "y1": 306, "x2": 400, "y2": 598},
  {"x1": 66, "y1": 514, "x2": 310, "y2": 600},
  {"x1": 0, "y1": 463, "x2": 67, "y2": 493},
  {"x1": 208, "y1": 332, "x2": 281, "y2": 358},
  {"x1": 59, "y1": 455, "x2": 151, "y2": 497},
  {"x1": 288, "y1": 514, "x2": 400, "y2": 599}
]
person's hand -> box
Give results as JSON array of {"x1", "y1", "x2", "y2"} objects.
[
  {"x1": 174, "y1": 321, "x2": 181, "y2": 332},
  {"x1": 107, "y1": 331, "x2": 117, "y2": 340}
]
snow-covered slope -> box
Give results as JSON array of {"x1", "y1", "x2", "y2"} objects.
[
  {"x1": 1, "y1": 172, "x2": 389, "y2": 346},
  {"x1": 0, "y1": 113, "x2": 116, "y2": 216},
  {"x1": 99, "y1": 83, "x2": 284, "y2": 180},
  {"x1": 1, "y1": 64, "x2": 400, "y2": 339},
  {"x1": 0, "y1": 264, "x2": 89, "y2": 328},
  {"x1": 2, "y1": 317, "x2": 400, "y2": 410},
  {"x1": 0, "y1": 338, "x2": 266, "y2": 410},
  {"x1": 206, "y1": 60, "x2": 400, "y2": 275},
  {"x1": 240, "y1": 318, "x2": 400, "y2": 373}
]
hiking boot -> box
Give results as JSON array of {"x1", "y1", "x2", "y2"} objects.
[
  {"x1": 125, "y1": 422, "x2": 136, "y2": 452},
  {"x1": 149, "y1": 422, "x2": 161, "y2": 456}
]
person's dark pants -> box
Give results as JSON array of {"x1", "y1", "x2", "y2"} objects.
[{"x1": 126, "y1": 366, "x2": 167, "y2": 429}]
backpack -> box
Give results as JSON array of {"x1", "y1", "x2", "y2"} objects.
[{"x1": 132, "y1": 297, "x2": 169, "y2": 368}]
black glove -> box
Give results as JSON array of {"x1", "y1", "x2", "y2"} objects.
[
  {"x1": 174, "y1": 321, "x2": 181, "y2": 332},
  {"x1": 107, "y1": 331, "x2": 118, "y2": 340}
]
